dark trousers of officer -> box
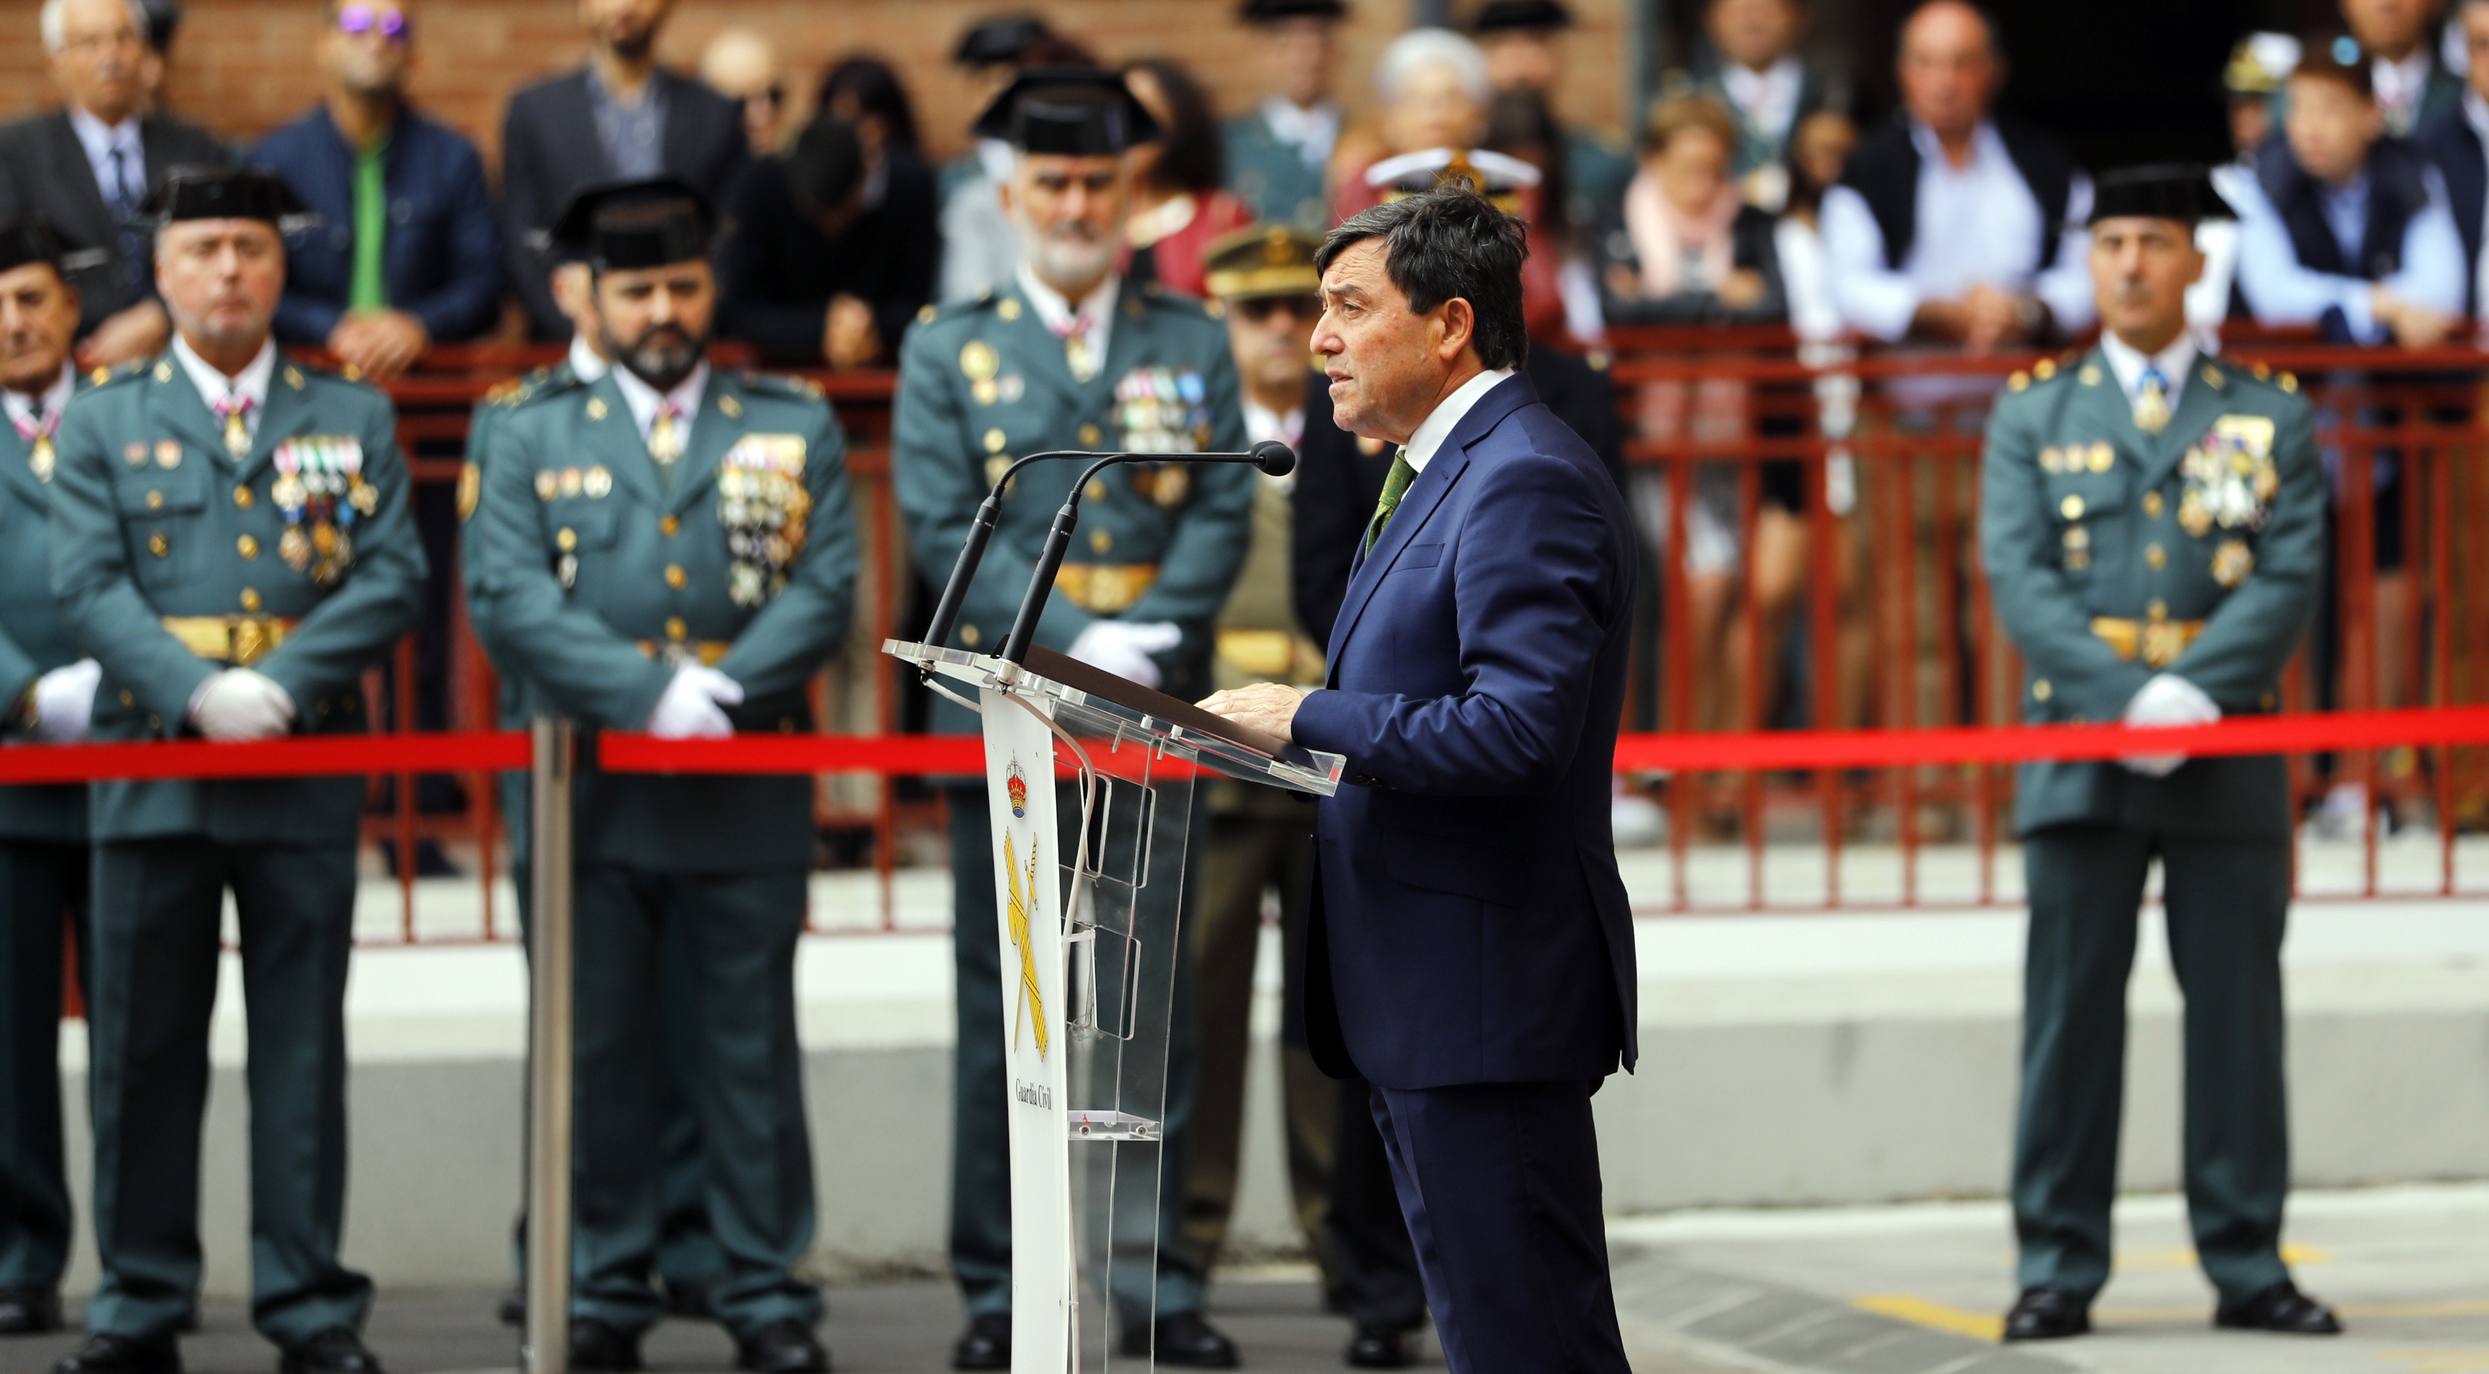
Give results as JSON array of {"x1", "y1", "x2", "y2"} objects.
[
  {"x1": 84, "y1": 839, "x2": 372, "y2": 1347},
  {"x1": 2013, "y1": 825, "x2": 2294, "y2": 1305},
  {"x1": 947, "y1": 785, "x2": 1207, "y2": 1325},
  {"x1": 1181, "y1": 809, "x2": 1333, "y2": 1269},
  {"x1": 506, "y1": 827, "x2": 723, "y2": 1303},
  {"x1": 0, "y1": 841, "x2": 90, "y2": 1294},
  {"x1": 569, "y1": 863, "x2": 819, "y2": 1340}
]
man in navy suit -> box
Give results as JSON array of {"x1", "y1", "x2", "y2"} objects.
[{"x1": 1200, "y1": 184, "x2": 1637, "y2": 1374}]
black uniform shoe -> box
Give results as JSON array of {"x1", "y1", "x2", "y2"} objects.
[
  {"x1": 279, "y1": 1328, "x2": 384, "y2": 1374},
  {"x1": 1345, "y1": 1322, "x2": 1413, "y2": 1368},
  {"x1": 568, "y1": 1318, "x2": 645, "y2": 1372},
  {"x1": 661, "y1": 1280, "x2": 714, "y2": 1321},
  {"x1": 1122, "y1": 1311, "x2": 1241, "y2": 1368},
  {"x1": 0, "y1": 1287, "x2": 63, "y2": 1334},
  {"x1": 2001, "y1": 1287, "x2": 2090, "y2": 1342},
  {"x1": 52, "y1": 1334, "x2": 181, "y2": 1374},
  {"x1": 735, "y1": 1319, "x2": 830, "y2": 1373},
  {"x1": 951, "y1": 1313, "x2": 1010, "y2": 1371},
  {"x1": 2215, "y1": 1281, "x2": 2343, "y2": 1335},
  {"x1": 496, "y1": 1290, "x2": 524, "y2": 1327}
]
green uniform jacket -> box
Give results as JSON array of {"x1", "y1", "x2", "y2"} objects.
[
  {"x1": 1223, "y1": 112, "x2": 1332, "y2": 232},
  {"x1": 0, "y1": 373, "x2": 89, "y2": 843},
  {"x1": 49, "y1": 350, "x2": 426, "y2": 845},
  {"x1": 892, "y1": 279, "x2": 1254, "y2": 738},
  {"x1": 1978, "y1": 349, "x2": 2322, "y2": 841},
  {"x1": 466, "y1": 367, "x2": 857, "y2": 873}
]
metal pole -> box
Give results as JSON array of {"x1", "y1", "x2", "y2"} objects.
[{"x1": 524, "y1": 718, "x2": 576, "y2": 1374}]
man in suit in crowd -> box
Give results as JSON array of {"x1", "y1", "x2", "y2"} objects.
[
  {"x1": 0, "y1": 221, "x2": 103, "y2": 1344},
  {"x1": 2348, "y1": 0, "x2": 2463, "y2": 136},
  {"x1": 2420, "y1": 1, "x2": 2489, "y2": 316},
  {"x1": 894, "y1": 67, "x2": 1255, "y2": 1373},
  {"x1": 1979, "y1": 165, "x2": 2339, "y2": 1344},
  {"x1": 1677, "y1": 0, "x2": 1839, "y2": 211},
  {"x1": 0, "y1": 0, "x2": 229, "y2": 368},
  {"x1": 1223, "y1": 0, "x2": 1349, "y2": 232},
  {"x1": 1202, "y1": 184, "x2": 1639, "y2": 1374},
  {"x1": 498, "y1": 0, "x2": 748, "y2": 339},
  {"x1": 248, "y1": 0, "x2": 502, "y2": 382},
  {"x1": 466, "y1": 178, "x2": 856, "y2": 1374},
  {"x1": 47, "y1": 166, "x2": 424, "y2": 1374}
]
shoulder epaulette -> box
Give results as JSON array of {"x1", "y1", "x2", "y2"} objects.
[
  {"x1": 2236, "y1": 360, "x2": 2300, "y2": 395},
  {"x1": 1139, "y1": 281, "x2": 1219, "y2": 318},
  {"x1": 741, "y1": 371, "x2": 827, "y2": 402}
]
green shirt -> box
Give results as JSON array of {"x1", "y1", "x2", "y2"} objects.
[{"x1": 349, "y1": 138, "x2": 389, "y2": 312}]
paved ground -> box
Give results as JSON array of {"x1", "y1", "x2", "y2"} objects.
[{"x1": 12, "y1": 1185, "x2": 2482, "y2": 1372}]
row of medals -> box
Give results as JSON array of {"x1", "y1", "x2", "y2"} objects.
[
  {"x1": 720, "y1": 455, "x2": 810, "y2": 608},
  {"x1": 274, "y1": 444, "x2": 377, "y2": 586}
]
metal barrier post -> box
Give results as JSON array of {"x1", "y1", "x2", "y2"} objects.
[{"x1": 524, "y1": 718, "x2": 575, "y2": 1374}]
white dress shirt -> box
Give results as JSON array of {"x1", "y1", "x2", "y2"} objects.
[
  {"x1": 1818, "y1": 120, "x2": 2097, "y2": 343},
  {"x1": 2373, "y1": 50, "x2": 2434, "y2": 134},
  {"x1": 1260, "y1": 97, "x2": 1342, "y2": 172},
  {"x1": 3, "y1": 365, "x2": 76, "y2": 439},
  {"x1": 67, "y1": 105, "x2": 144, "y2": 210},
  {"x1": 567, "y1": 334, "x2": 610, "y2": 383},
  {"x1": 1017, "y1": 265, "x2": 1119, "y2": 366},
  {"x1": 1720, "y1": 57, "x2": 1804, "y2": 146},
  {"x1": 172, "y1": 333, "x2": 277, "y2": 451},
  {"x1": 610, "y1": 360, "x2": 709, "y2": 446},
  {"x1": 1404, "y1": 367, "x2": 1516, "y2": 474},
  {"x1": 2097, "y1": 329, "x2": 2196, "y2": 416}
]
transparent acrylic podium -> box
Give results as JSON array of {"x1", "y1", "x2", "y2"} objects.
[{"x1": 887, "y1": 638, "x2": 1342, "y2": 1374}]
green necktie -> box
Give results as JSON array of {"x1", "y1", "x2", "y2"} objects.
[
  {"x1": 348, "y1": 139, "x2": 389, "y2": 312},
  {"x1": 1361, "y1": 447, "x2": 1416, "y2": 556}
]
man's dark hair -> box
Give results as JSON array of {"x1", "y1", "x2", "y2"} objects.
[{"x1": 1315, "y1": 186, "x2": 1531, "y2": 371}]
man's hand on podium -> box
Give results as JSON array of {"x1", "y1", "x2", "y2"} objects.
[{"x1": 1197, "y1": 682, "x2": 1310, "y2": 741}]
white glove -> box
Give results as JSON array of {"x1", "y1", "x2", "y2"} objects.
[
  {"x1": 1067, "y1": 620, "x2": 1181, "y2": 691},
  {"x1": 2119, "y1": 673, "x2": 2220, "y2": 778},
  {"x1": 28, "y1": 659, "x2": 102, "y2": 743},
  {"x1": 187, "y1": 668, "x2": 298, "y2": 742},
  {"x1": 645, "y1": 665, "x2": 745, "y2": 739}
]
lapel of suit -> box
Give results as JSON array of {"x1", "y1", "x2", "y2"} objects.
[
  {"x1": 2142, "y1": 357, "x2": 2230, "y2": 489},
  {"x1": 235, "y1": 356, "x2": 318, "y2": 485},
  {"x1": 576, "y1": 372, "x2": 665, "y2": 510},
  {"x1": 1324, "y1": 373, "x2": 1536, "y2": 681},
  {"x1": 665, "y1": 373, "x2": 740, "y2": 514}
]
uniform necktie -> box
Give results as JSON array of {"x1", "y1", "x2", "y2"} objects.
[
  {"x1": 214, "y1": 393, "x2": 253, "y2": 459},
  {"x1": 14, "y1": 397, "x2": 55, "y2": 482},
  {"x1": 2133, "y1": 365, "x2": 2171, "y2": 436},
  {"x1": 1361, "y1": 447, "x2": 1416, "y2": 556},
  {"x1": 648, "y1": 400, "x2": 684, "y2": 465},
  {"x1": 1054, "y1": 310, "x2": 1100, "y2": 383}
]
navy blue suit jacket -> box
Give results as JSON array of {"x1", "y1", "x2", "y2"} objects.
[
  {"x1": 1290, "y1": 372, "x2": 1639, "y2": 1091},
  {"x1": 2417, "y1": 106, "x2": 2485, "y2": 317},
  {"x1": 249, "y1": 106, "x2": 503, "y2": 346}
]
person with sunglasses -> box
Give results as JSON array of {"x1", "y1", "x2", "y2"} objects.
[{"x1": 247, "y1": 0, "x2": 501, "y2": 384}]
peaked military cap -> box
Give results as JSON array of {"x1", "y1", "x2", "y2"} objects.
[
  {"x1": 970, "y1": 65, "x2": 1162, "y2": 156},
  {"x1": 1205, "y1": 223, "x2": 1324, "y2": 300},
  {"x1": 1365, "y1": 146, "x2": 1540, "y2": 214},
  {"x1": 2088, "y1": 165, "x2": 2237, "y2": 225},
  {"x1": 546, "y1": 177, "x2": 716, "y2": 271},
  {"x1": 953, "y1": 14, "x2": 1050, "y2": 68},
  {"x1": 137, "y1": 166, "x2": 307, "y2": 226},
  {"x1": 1239, "y1": 0, "x2": 1347, "y2": 21},
  {"x1": 1471, "y1": 0, "x2": 1572, "y2": 33},
  {"x1": 2223, "y1": 32, "x2": 2300, "y2": 96}
]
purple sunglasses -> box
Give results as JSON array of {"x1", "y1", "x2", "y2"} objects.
[{"x1": 336, "y1": 5, "x2": 410, "y2": 41}]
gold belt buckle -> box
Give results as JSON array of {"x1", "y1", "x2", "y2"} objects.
[{"x1": 227, "y1": 616, "x2": 268, "y2": 666}]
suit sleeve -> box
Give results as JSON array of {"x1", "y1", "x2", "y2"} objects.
[
  {"x1": 405, "y1": 137, "x2": 505, "y2": 343},
  {"x1": 468, "y1": 409, "x2": 675, "y2": 727},
  {"x1": 48, "y1": 394, "x2": 219, "y2": 723},
  {"x1": 499, "y1": 100, "x2": 566, "y2": 339},
  {"x1": 718, "y1": 402, "x2": 858, "y2": 700},
  {"x1": 256, "y1": 392, "x2": 428, "y2": 707},
  {"x1": 1974, "y1": 394, "x2": 2153, "y2": 719},
  {"x1": 1292, "y1": 450, "x2": 1626, "y2": 796},
  {"x1": 1126, "y1": 338, "x2": 1255, "y2": 633},
  {"x1": 2170, "y1": 399, "x2": 2323, "y2": 708},
  {"x1": 890, "y1": 321, "x2": 1099, "y2": 651}
]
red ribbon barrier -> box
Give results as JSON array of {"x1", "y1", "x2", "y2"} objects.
[{"x1": 0, "y1": 731, "x2": 531, "y2": 783}]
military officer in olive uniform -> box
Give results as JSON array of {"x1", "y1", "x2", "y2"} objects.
[
  {"x1": 47, "y1": 168, "x2": 424, "y2": 1374},
  {"x1": 894, "y1": 70, "x2": 1254, "y2": 1372},
  {"x1": 466, "y1": 179, "x2": 855, "y2": 1374},
  {"x1": 1979, "y1": 166, "x2": 2340, "y2": 1345},
  {"x1": 1223, "y1": 0, "x2": 1350, "y2": 231},
  {"x1": 0, "y1": 221, "x2": 102, "y2": 1343}
]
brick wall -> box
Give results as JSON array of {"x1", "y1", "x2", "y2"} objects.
[{"x1": 0, "y1": 0, "x2": 1633, "y2": 172}]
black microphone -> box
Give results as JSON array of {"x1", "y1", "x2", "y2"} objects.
[
  {"x1": 997, "y1": 441, "x2": 1297, "y2": 669},
  {"x1": 921, "y1": 450, "x2": 1117, "y2": 654}
]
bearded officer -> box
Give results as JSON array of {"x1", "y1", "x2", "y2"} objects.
[
  {"x1": 1979, "y1": 165, "x2": 2339, "y2": 1344},
  {"x1": 47, "y1": 166, "x2": 424, "y2": 1374},
  {"x1": 893, "y1": 67, "x2": 1254, "y2": 1372},
  {"x1": 0, "y1": 220, "x2": 103, "y2": 1344},
  {"x1": 465, "y1": 177, "x2": 855, "y2": 1374}
]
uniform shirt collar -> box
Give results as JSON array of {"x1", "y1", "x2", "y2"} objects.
[
  {"x1": 171, "y1": 332, "x2": 277, "y2": 416},
  {"x1": 1017, "y1": 265, "x2": 1119, "y2": 363},
  {"x1": 1403, "y1": 366, "x2": 1515, "y2": 474},
  {"x1": 1241, "y1": 398, "x2": 1303, "y2": 450},
  {"x1": 2098, "y1": 330, "x2": 2195, "y2": 410},
  {"x1": 1721, "y1": 56, "x2": 1803, "y2": 130},
  {"x1": 1260, "y1": 97, "x2": 1341, "y2": 159},
  {"x1": 610, "y1": 359, "x2": 709, "y2": 442},
  {"x1": 3, "y1": 363, "x2": 76, "y2": 432},
  {"x1": 567, "y1": 334, "x2": 610, "y2": 382}
]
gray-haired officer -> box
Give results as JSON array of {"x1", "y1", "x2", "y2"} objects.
[
  {"x1": 0, "y1": 219, "x2": 100, "y2": 1344},
  {"x1": 1980, "y1": 165, "x2": 2339, "y2": 1345},
  {"x1": 894, "y1": 67, "x2": 1254, "y2": 1372},
  {"x1": 465, "y1": 178, "x2": 856, "y2": 1374},
  {"x1": 48, "y1": 166, "x2": 425, "y2": 1374}
]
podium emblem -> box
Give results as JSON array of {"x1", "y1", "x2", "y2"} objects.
[
  {"x1": 1003, "y1": 831, "x2": 1049, "y2": 1058},
  {"x1": 1006, "y1": 759, "x2": 1029, "y2": 818}
]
